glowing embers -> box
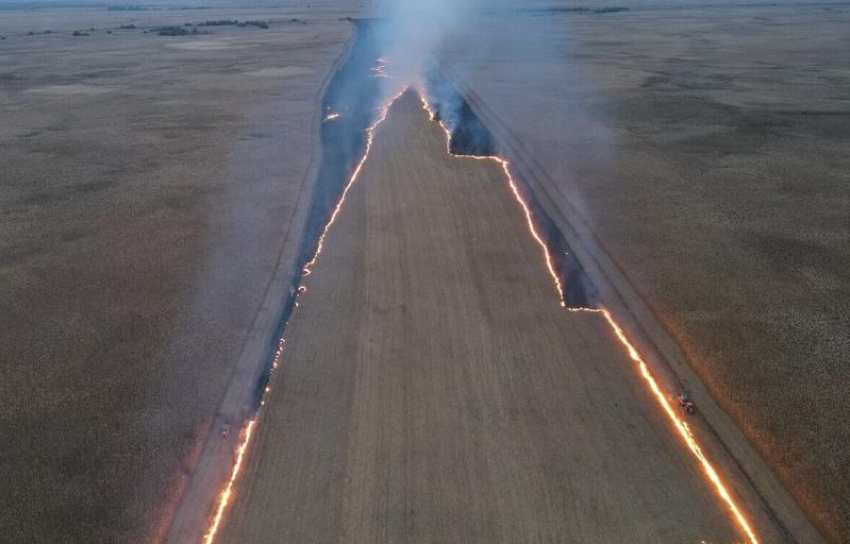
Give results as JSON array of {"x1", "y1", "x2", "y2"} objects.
[{"x1": 418, "y1": 89, "x2": 759, "y2": 544}]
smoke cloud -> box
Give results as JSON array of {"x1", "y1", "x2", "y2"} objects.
[
  {"x1": 366, "y1": 0, "x2": 611, "y2": 222},
  {"x1": 373, "y1": 0, "x2": 487, "y2": 91}
]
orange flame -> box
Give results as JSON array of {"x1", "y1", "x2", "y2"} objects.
[
  {"x1": 198, "y1": 86, "x2": 759, "y2": 544},
  {"x1": 201, "y1": 419, "x2": 256, "y2": 544},
  {"x1": 304, "y1": 87, "x2": 408, "y2": 275},
  {"x1": 596, "y1": 307, "x2": 758, "y2": 544},
  {"x1": 198, "y1": 87, "x2": 407, "y2": 544},
  {"x1": 418, "y1": 90, "x2": 759, "y2": 544},
  {"x1": 417, "y1": 95, "x2": 565, "y2": 305}
]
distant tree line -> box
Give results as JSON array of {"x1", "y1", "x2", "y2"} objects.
[
  {"x1": 240, "y1": 20, "x2": 269, "y2": 29},
  {"x1": 592, "y1": 6, "x2": 628, "y2": 13},
  {"x1": 196, "y1": 19, "x2": 269, "y2": 29},
  {"x1": 197, "y1": 19, "x2": 238, "y2": 26},
  {"x1": 522, "y1": 6, "x2": 629, "y2": 14},
  {"x1": 154, "y1": 26, "x2": 209, "y2": 36}
]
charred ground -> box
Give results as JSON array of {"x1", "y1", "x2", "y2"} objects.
[{"x1": 424, "y1": 68, "x2": 599, "y2": 309}]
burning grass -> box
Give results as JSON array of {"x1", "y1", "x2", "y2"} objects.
[{"x1": 417, "y1": 80, "x2": 758, "y2": 543}]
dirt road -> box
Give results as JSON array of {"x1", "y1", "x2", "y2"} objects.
[{"x1": 211, "y1": 91, "x2": 798, "y2": 543}]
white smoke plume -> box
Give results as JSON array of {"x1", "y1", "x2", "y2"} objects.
[{"x1": 373, "y1": 0, "x2": 487, "y2": 89}]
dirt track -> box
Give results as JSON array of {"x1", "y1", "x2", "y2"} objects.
[{"x1": 216, "y1": 91, "x2": 789, "y2": 543}]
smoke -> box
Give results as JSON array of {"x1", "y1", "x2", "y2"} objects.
[
  {"x1": 372, "y1": 0, "x2": 489, "y2": 92},
  {"x1": 368, "y1": 0, "x2": 607, "y2": 157},
  {"x1": 370, "y1": 0, "x2": 511, "y2": 145},
  {"x1": 366, "y1": 0, "x2": 608, "y2": 308}
]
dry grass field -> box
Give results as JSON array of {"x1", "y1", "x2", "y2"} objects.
[
  {"x1": 442, "y1": 5, "x2": 850, "y2": 542},
  {"x1": 217, "y1": 91, "x2": 802, "y2": 544},
  {"x1": 0, "y1": 8, "x2": 351, "y2": 542},
  {"x1": 2, "y1": 2, "x2": 846, "y2": 543}
]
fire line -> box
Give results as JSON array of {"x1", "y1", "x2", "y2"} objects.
[
  {"x1": 199, "y1": 84, "x2": 759, "y2": 544},
  {"x1": 201, "y1": 419, "x2": 256, "y2": 544},
  {"x1": 417, "y1": 91, "x2": 759, "y2": 544},
  {"x1": 304, "y1": 86, "x2": 408, "y2": 276},
  {"x1": 198, "y1": 86, "x2": 408, "y2": 544}
]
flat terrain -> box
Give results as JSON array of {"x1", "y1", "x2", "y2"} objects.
[
  {"x1": 0, "y1": 8, "x2": 351, "y2": 542},
  {"x1": 2, "y1": 2, "x2": 845, "y2": 543},
  {"x1": 442, "y1": 5, "x2": 850, "y2": 542},
  {"x1": 219, "y1": 92, "x2": 790, "y2": 543}
]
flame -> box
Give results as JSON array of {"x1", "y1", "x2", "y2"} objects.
[
  {"x1": 198, "y1": 87, "x2": 407, "y2": 544},
  {"x1": 595, "y1": 306, "x2": 758, "y2": 544},
  {"x1": 418, "y1": 91, "x2": 759, "y2": 544},
  {"x1": 303, "y1": 86, "x2": 408, "y2": 275},
  {"x1": 418, "y1": 95, "x2": 565, "y2": 305},
  {"x1": 198, "y1": 84, "x2": 759, "y2": 544},
  {"x1": 201, "y1": 419, "x2": 256, "y2": 544}
]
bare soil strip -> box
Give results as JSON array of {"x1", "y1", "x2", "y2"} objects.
[{"x1": 215, "y1": 92, "x2": 791, "y2": 543}]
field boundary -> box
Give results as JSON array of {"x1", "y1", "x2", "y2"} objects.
[
  {"x1": 159, "y1": 25, "x2": 357, "y2": 544},
  {"x1": 439, "y1": 61, "x2": 825, "y2": 544}
]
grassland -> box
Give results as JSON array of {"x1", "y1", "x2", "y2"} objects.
[
  {"x1": 1, "y1": 1, "x2": 846, "y2": 542},
  {"x1": 442, "y1": 4, "x2": 850, "y2": 541},
  {"x1": 216, "y1": 91, "x2": 804, "y2": 544},
  {"x1": 0, "y1": 8, "x2": 350, "y2": 542}
]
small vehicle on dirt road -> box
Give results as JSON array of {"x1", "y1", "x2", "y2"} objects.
[{"x1": 678, "y1": 394, "x2": 696, "y2": 415}]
